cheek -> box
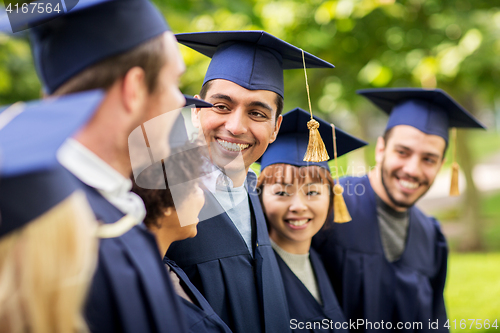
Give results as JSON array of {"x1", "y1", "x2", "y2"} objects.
[
  {"x1": 199, "y1": 112, "x2": 222, "y2": 134},
  {"x1": 312, "y1": 196, "x2": 330, "y2": 220},
  {"x1": 262, "y1": 194, "x2": 285, "y2": 222}
]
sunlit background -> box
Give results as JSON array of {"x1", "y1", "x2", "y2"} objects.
[{"x1": 1, "y1": 0, "x2": 499, "y2": 330}]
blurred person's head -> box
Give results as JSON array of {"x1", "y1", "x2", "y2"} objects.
[
  {"x1": 132, "y1": 144, "x2": 207, "y2": 256},
  {"x1": 31, "y1": 0, "x2": 185, "y2": 177},
  {"x1": 257, "y1": 164, "x2": 334, "y2": 255},
  {"x1": 0, "y1": 192, "x2": 98, "y2": 333}
]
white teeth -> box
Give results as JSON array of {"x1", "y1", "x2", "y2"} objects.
[
  {"x1": 288, "y1": 219, "x2": 309, "y2": 226},
  {"x1": 400, "y1": 179, "x2": 419, "y2": 189},
  {"x1": 217, "y1": 139, "x2": 249, "y2": 152}
]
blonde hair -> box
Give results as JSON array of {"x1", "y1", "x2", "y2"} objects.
[{"x1": 0, "y1": 191, "x2": 98, "y2": 333}]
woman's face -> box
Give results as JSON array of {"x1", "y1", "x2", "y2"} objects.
[
  {"x1": 261, "y1": 172, "x2": 330, "y2": 254},
  {"x1": 166, "y1": 183, "x2": 205, "y2": 241}
]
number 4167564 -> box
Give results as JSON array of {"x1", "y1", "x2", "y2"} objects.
[
  {"x1": 6, "y1": 2, "x2": 62, "y2": 14},
  {"x1": 444, "y1": 319, "x2": 498, "y2": 330}
]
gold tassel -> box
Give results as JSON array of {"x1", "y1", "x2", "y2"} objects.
[
  {"x1": 450, "y1": 162, "x2": 460, "y2": 196},
  {"x1": 304, "y1": 119, "x2": 329, "y2": 162},
  {"x1": 301, "y1": 49, "x2": 329, "y2": 162},
  {"x1": 449, "y1": 128, "x2": 460, "y2": 196},
  {"x1": 331, "y1": 124, "x2": 351, "y2": 223}
]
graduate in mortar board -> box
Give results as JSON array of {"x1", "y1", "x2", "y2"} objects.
[
  {"x1": 166, "y1": 31, "x2": 335, "y2": 333},
  {"x1": 132, "y1": 111, "x2": 233, "y2": 333},
  {"x1": 312, "y1": 88, "x2": 486, "y2": 333},
  {"x1": 256, "y1": 108, "x2": 367, "y2": 333},
  {"x1": 21, "y1": 0, "x2": 191, "y2": 332},
  {"x1": 0, "y1": 91, "x2": 103, "y2": 332}
]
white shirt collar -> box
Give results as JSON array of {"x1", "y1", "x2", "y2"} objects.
[{"x1": 57, "y1": 139, "x2": 146, "y2": 222}]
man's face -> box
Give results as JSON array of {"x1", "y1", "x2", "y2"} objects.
[
  {"x1": 375, "y1": 125, "x2": 446, "y2": 209},
  {"x1": 145, "y1": 31, "x2": 186, "y2": 121},
  {"x1": 192, "y1": 79, "x2": 282, "y2": 175}
]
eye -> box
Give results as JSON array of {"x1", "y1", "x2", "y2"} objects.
[
  {"x1": 274, "y1": 191, "x2": 290, "y2": 197},
  {"x1": 249, "y1": 111, "x2": 268, "y2": 120},
  {"x1": 213, "y1": 104, "x2": 230, "y2": 112},
  {"x1": 423, "y1": 157, "x2": 438, "y2": 165},
  {"x1": 396, "y1": 149, "x2": 408, "y2": 157},
  {"x1": 307, "y1": 190, "x2": 320, "y2": 196}
]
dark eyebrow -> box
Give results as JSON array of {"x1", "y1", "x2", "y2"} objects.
[
  {"x1": 395, "y1": 145, "x2": 441, "y2": 159},
  {"x1": 209, "y1": 93, "x2": 233, "y2": 103},
  {"x1": 394, "y1": 144, "x2": 411, "y2": 150},
  {"x1": 422, "y1": 152, "x2": 441, "y2": 160},
  {"x1": 248, "y1": 101, "x2": 273, "y2": 114}
]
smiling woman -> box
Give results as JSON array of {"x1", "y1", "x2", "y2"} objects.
[{"x1": 256, "y1": 107, "x2": 366, "y2": 333}]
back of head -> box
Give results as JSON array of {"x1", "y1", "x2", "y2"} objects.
[{"x1": 29, "y1": 0, "x2": 170, "y2": 96}]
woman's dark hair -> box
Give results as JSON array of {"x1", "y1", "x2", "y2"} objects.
[{"x1": 132, "y1": 143, "x2": 208, "y2": 228}]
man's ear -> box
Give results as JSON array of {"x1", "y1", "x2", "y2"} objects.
[
  {"x1": 269, "y1": 114, "x2": 283, "y2": 144},
  {"x1": 190, "y1": 94, "x2": 204, "y2": 129},
  {"x1": 121, "y1": 67, "x2": 148, "y2": 119},
  {"x1": 374, "y1": 136, "x2": 386, "y2": 165}
]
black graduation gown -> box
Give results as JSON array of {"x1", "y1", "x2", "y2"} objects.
[
  {"x1": 76, "y1": 176, "x2": 188, "y2": 333},
  {"x1": 164, "y1": 257, "x2": 233, "y2": 333},
  {"x1": 167, "y1": 171, "x2": 291, "y2": 333},
  {"x1": 276, "y1": 248, "x2": 347, "y2": 333},
  {"x1": 312, "y1": 176, "x2": 449, "y2": 333}
]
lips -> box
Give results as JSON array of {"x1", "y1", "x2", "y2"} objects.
[
  {"x1": 398, "y1": 179, "x2": 419, "y2": 190},
  {"x1": 285, "y1": 218, "x2": 311, "y2": 230},
  {"x1": 216, "y1": 138, "x2": 250, "y2": 152}
]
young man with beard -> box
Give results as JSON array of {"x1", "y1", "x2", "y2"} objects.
[
  {"x1": 26, "y1": 1, "x2": 191, "y2": 332},
  {"x1": 313, "y1": 88, "x2": 485, "y2": 333},
  {"x1": 166, "y1": 31, "x2": 334, "y2": 333}
]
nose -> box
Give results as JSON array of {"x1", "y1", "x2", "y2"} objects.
[
  {"x1": 224, "y1": 108, "x2": 247, "y2": 136},
  {"x1": 401, "y1": 155, "x2": 422, "y2": 179},
  {"x1": 289, "y1": 192, "x2": 308, "y2": 213}
]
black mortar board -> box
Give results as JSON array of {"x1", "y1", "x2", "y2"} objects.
[
  {"x1": 258, "y1": 107, "x2": 367, "y2": 172},
  {"x1": 176, "y1": 30, "x2": 334, "y2": 98},
  {"x1": 26, "y1": 0, "x2": 170, "y2": 94},
  {"x1": 357, "y1": 88, "x2": 486, "y2": 142},
  {"x1": 0, "y1": 90, "x2": 103, "y2": 238}
]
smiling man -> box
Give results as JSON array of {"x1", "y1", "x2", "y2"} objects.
[
  {"x1": 166, "y1": 31, "x2": 334, "y2": 333},
  {"x1": 313, "y1": 88, "x2": 486, "y2": 333}
]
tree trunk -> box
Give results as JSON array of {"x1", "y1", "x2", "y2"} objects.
[{"x1": 456, "y1": 97, "x2": 485, "y2": 251}]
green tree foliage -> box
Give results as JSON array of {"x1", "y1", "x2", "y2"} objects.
[{"x1": 1, "y1": 0, "x2": 498, "y2": 249}]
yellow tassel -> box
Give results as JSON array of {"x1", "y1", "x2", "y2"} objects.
[
  {"x1": 303, "y1": 119, "x2": 329, "y2": 162},
  {"x1": 333, "y1": 183, "x2": 351, "y2": 223},
  {"x1": 449, "y1": 128, "x2": 460, "y2": 196},
  {"x1": 450, "y1": 162, "x2": 460, "y2": 196},
  {"x1": 330, "y1": 123, "x2": 351, "y2": 223}
]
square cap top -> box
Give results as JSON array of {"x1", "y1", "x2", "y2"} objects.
[
  {"x1": 357, "y1": 88, "x2": 486, "y2": 142},
  {"x1": 28, "y1": 0, "x2": 169, "y2": 94},
  {"x1": 176, "y1": 31, "x2": 334, "y2": 98},
  {"x1": 258, "y1": 107, "x2": 367, "y2": 172},
  {"x1": 0, "y1": 90, "x2": 103, "y2": 237}
]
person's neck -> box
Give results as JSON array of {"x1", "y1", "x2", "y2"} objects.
[
  {"x1": 74, "y1": 130, "x2": 131, "y2": 178},
  {"x1": 149, "y1": 225, "x2": 175, "y2": 257},
  {"x1": 270, "y1": 232, "x2": 310, "y2": 254},
  {"x1": 223, "y1": 168, "x2": 248, "y2": 188},
  {"x1": 368, "y1": 167, "x2": 408, "y2": 213}
]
